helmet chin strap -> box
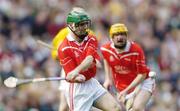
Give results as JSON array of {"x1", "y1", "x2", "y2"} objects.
[
  {"x1": 78, "y1": 32, "x2": 88, "y2": 40},
  {"x1": 68, "y1": 25, "x2": 88, "y2": 41}
]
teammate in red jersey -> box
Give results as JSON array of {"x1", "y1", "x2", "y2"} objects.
[
  {"x1": 58, "y1": 9, "x2": 122, "y2": 111},
  {"x1": 101, "y1": 23, "x2": 156, "y2": 111}
]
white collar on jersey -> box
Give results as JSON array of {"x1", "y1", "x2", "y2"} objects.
[
  {"x1": 66, "y1": 33, "x2": 88, "y2": 42},
  {"x1": 110, "y1": 41, "x2": 131, "y2": 53}
]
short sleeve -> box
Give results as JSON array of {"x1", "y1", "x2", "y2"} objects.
[{"x1": 136, "y1": 47, "x2": 149, "y2": 75}]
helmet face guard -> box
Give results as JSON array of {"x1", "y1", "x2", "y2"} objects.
[
  {"x1": 109, "y1": 23, "x2": 128, "y2": 38},
  {"x1": 66, "y1": 10, "x2": 91, "y2": 39}
]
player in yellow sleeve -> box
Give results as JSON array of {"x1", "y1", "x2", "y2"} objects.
[{"x1": 51, "y1": 27, "x2": 68, "y2": 60}]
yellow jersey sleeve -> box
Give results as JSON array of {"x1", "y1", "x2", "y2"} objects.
[{"x1": 51, "y1": 27, "x2": 69, "y2": 60}]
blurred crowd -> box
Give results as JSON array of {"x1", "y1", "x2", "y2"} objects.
[{"x1": 0, "y1": 0, "x2": 179, "y2": 111}]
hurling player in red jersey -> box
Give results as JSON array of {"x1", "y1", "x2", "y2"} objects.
[
  {"x1": 58, "y1": 9, "x2": 122, "y2": 111},
  {"x1": 101, "y1": 23, "x2": 156, "y2": 111}
]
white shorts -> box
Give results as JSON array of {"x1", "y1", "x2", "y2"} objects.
[
  {"x1": 141, "y1": 77, "x2": 156, "y2": 93},
  {"x1": 125, "y1": 77, "x2": 156, "y2": 100},
  {"x1": 58, "y1": 69, "x2": 68, "y2": 91},
  {"x1": 64, "y1": 78, "x2": 107, "y2": 111}
]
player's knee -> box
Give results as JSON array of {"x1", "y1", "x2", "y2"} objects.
[
  {"x1": 132, "y1": 104, "x2": 144, "y2": 111},
  {"x1": 111, "y1": 104, "x2": 121, "y2": 111}
]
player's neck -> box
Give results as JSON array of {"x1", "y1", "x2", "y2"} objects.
[
  {"x1": 71, "y1": 32, "x2": 83, "y2": 43},
  {"x1": 74, "y1": 36, "x2": 83, "y2": 43},
  {"x1": 114, "y1": 44, "x2": 126, "y2": 53}
]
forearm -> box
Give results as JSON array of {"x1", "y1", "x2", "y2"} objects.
[
  {"x1": 73, "y1": 55, "x2": 94, "y2": 73},
  {"x1": 124, "y1": 74, "x2": 146, "y2": 92},
  {"x1": 65, "y1": 55, "x2": 94, "y2": 81},
  {"x1": 103, "y1": 60, "x2": 113, "y2": 89},
  {"x1": 104, "y1": 60, "x2": 112, "y2": 81}
]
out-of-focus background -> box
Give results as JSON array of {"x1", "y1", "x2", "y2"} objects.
[{"x1": 0, "y1": 0, "x2": 179, "y2": 111}]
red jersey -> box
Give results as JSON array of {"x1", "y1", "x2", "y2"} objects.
[
  {"x1": 101, "y1": 41, "x2": 150, "y2": 92},
  {"x1": 58, "y1": 34, "x2": 100, "y2": 81}
]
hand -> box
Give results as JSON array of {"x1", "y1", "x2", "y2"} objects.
[
  {"x1": 66, "y1": 70, "x2": 79, "y2": 82},
  {"x1": 118, "y1": 90, "x2": 127, "y2": 103},
  {"x1": 74, "y1": 74, "x2": 86, "y2": 83},
  {"x1": 103, "y1": 79, "x2": 113, "y2": 90}
]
